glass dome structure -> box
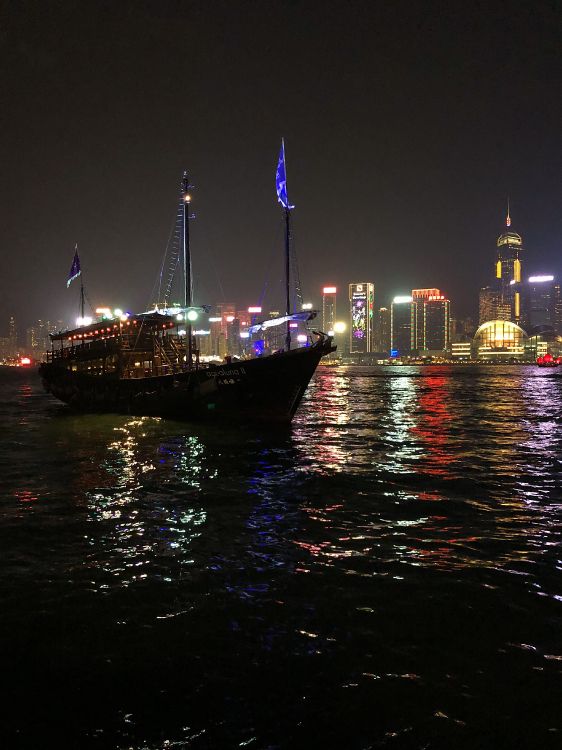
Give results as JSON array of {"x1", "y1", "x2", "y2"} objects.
[{"x1": 473, "y1": 320, "x2": 528, "y2": 360}]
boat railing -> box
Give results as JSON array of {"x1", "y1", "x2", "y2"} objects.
[{"x1": 47, "y1": 339, "x2": 118, "y2": 362}]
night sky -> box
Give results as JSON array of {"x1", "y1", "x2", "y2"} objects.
[{"x1": 1, "y1": 0, "x2": 561, "y2": 333}]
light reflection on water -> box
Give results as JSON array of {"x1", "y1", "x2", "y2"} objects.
[
  {"x1": 290, "y1": 366, "x2": 562, "y2": 576},
  {"x1": 81, "y1": 417, "x2": 211, "y2": 591},
  {"x1": 1, "y1": 366, "x2": 561, "y2": 748}
]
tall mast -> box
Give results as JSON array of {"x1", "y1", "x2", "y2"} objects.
[
  {"x1": 276, "y1": 138, "x2": 294, "y2": 352},
  {"x1": 284, "y1": 207, "x2": 291, "y2": 351},
  {"x1": 182, "y1": 172, "x2": 193, "y2": 368},
  {"x1": 80, "y1": 278, "x2": 85, "y2": 320}
]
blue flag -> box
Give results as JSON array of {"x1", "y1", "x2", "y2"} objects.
[
  {"x1": 67, "y1": 246, "x2": 81, "y2": 288},
  {"x1": 275, "y1": 139, "x2": 294, "y2": 210}
]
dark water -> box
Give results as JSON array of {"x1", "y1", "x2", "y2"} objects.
[{"x1": 1, "y1": 365, "x2": 561, "y2": 749}]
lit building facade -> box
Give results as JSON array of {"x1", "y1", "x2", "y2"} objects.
[
  {"x1": 374, "y1": 306, "x2": 391, "y2": 353},
  {"x1": 473, "y1": 319, "x2": 527, "y2": 360},
  {"x1": 411, "y1": 289, "x2": 450, "y2": 352},
  {"x1": 495, "y1": 208, "x2": 524, "y2": 323},
  {"x1": 322, "y1": 286, "x2": 337, "y2": 334},
  {"x1": 423, "y1": 296, "x2": 450, "y2": 352},
  {"x1": 522, "y1": 275, "x2": 558, "y2": 334},
  {"x1": 479, "y1": 286, "x2": 510, "y2": 324},
  {"x1": 26, "y1": 320, "x2": 59, "y2": 358},
  {"x1": 390, "y1": 296, "x2": 415, "y2": 356},
  {"x1": 349, "y1": 283, "x2": 374, "y2": 353}
]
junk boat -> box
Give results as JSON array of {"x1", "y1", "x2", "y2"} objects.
[
  {"x1": 39, "y1": 147, "x2": 335, "y2": 424},
  {"x1": 536, "y1": 353, "x2": 560, "y2": 368}
]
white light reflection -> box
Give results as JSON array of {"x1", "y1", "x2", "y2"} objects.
[
  {"x1": 375, "y1": 373, "x2": 422, "y2": 474},
  {"x1": 84, "y1": 420, "x2": 212, "y2": 591}
]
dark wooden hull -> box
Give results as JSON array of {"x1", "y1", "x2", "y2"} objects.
[{"x1": 39, "y1": 337, "x2": 334, "y2": 424}]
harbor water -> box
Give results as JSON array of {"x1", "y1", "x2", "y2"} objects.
[{"x1": 1, "y1": 365, "x2": 561, "y2": 749}]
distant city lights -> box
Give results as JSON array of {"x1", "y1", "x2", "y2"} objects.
[
  {"x1": 393, "y1": 295, "x2": 413, "y2": 304},
  {"x1": 528, "y1": 275, "x2": 554, "y2": 283},
  {"x1": 297, "y1": 334, "x2": 308, "y2": 343},
  {"x1": 323, "y1": 286, "x2": 337, "y2": 294},
  {"x1": 301, "y1": 302, "x2": 313, "y2": 310},
  {"x1": 76, "y1": 316, "x2": 93, "y2": 326},
  {"x1": 248, "y1": 306, "x2": 262, "y2": 313}
]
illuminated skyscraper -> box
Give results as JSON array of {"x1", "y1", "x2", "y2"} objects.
[
  {"x1": 495, "y1": 204, "x2": 523, "y2": 323},
  {"x1": 322, "y1": 286, "x2": 337, "y2": 334},
  {"x1": 422, "y1": 295, "x2": 450, "y2": 351},
  {"x1": 411, "y1": 288, "x2": 451, "y2": 352},
  {"x1": 390, "y1": 296, "x2": 415, "y2": 356},
  {"x1": 522, "y1": 275, "x2": 558, "y2": 333},
  {"x1": 479, "y1": 286, "x2": 510, "y2": 324},
  {"x1": 412, "y1": 289, "x2": 441, "y2": 350},
  {"x1": 349, "y1": 283, "x2": 374, "y2": 353},
  {"x1": 374, "y1": 307, "x2": 391, "y2": 353}
]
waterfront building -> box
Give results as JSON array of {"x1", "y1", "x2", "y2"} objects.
[
  {"x1": 0, "y1": 316, "x2": 19, "y2": 360},
  {"x1": 26, "y1": 320, "x2": 59, "y2": 358},
  {"x1": 451, "y1": 341, "x2": 473, "y2": 360},
  {"x1": 553, "y1": 285, "x2": 562, "y2": 335},
  {"x1": 349, "y1": 283, "x2": 374, "y2": 354},
  {"x1": 411, "y1": 289, "x2": 450, "y2": 353},
  {"x1": 374, "y1": 306, "x2": 391, "y2": 354},
  {"x1": 406, "y1": 287, "x2": 451, "y2": 352},
  {"x1": 322, "y1": 286, "x2": 337, "y2": 334},
  {"x1": 522, "y1": 275, "x2": 558, "y2": 334},
  {"x1": 390, "y1": 295, "x2": 415, "y2": 356},
  {"x1": 473, "y1": 319, "x2": 527, "y2": 360},
  {"x1": 423, "y1": 295, "x2": 450, "y2": 352}
]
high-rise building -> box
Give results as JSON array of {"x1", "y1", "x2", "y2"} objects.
[
  {"x1": 522, "y1": 275, "x2": 558, "y2": 333},
  {"x1": 391, "y1": 296, "x2": 415, "y2": 356},
  {"x1": 349, "y1": 283, "x2": 374, "y2": 354},
  {"x1": 479, "y1": 286, "x2": 510, "y2": 324},
  {"x1": 412, "y1": 289, "x2": 441, "y2": 350},
  {"x1": 422, "y1": 295, "x2": 450, "y2": 352},
  {"x1": 555, "y1": 285, "x2": 562, "y2": 336},
  {"x1": 374, "y1": 307, "x2": 391, "y2": 353},
  {"x1": 322, "y1": 286, "x2": 337, "y2": 334},
  {"x1": 9, "y1": 316, "x2": 17, "y2": 352},
  {"x1": 26, "y1": 320, "x2": 53, "y2": 357},
  {"x1": 495, "y1": 205, "x2": 523, "y2": 323}
]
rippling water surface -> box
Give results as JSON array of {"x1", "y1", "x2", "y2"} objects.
[{"x1": 1, "y1": 365, "x2": 561, "y2": 749}]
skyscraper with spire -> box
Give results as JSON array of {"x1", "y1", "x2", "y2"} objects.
[{"x1": 494, "y1": 201, "x2": 524, "y2": 324}]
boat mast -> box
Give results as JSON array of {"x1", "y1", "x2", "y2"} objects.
[
  {"x1": 284, "y1": 207, "x2": 291, "y2": 351},
  {"x1": 80, "y1": 277, "x2": 85, "y2": 320},
  {"x1": 182, "y1": 172, "x2": 193, "y2": 369},
  {"x1": 276, "y1": 139, "x2": 294, "y2": 352}
]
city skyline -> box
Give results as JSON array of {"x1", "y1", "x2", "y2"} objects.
[{"x1": 1, "y1": 2, "x2": 561, "y2": 333}]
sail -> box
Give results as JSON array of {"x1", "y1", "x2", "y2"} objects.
[{"x1": 248, "y1": 311, "x2": 316, "y2": 334}]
